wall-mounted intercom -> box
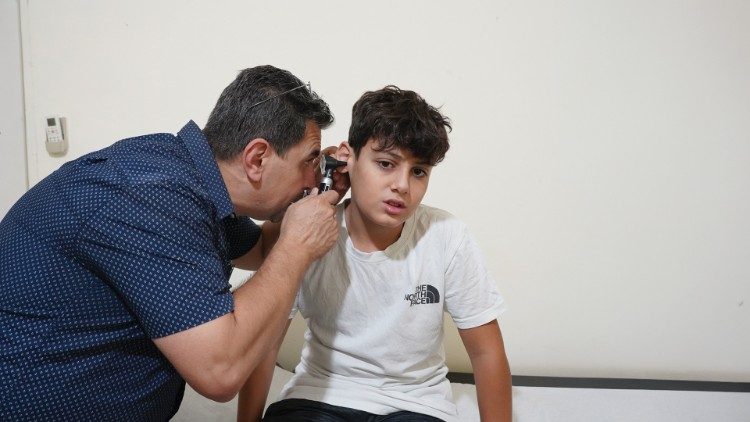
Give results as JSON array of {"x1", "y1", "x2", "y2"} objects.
[{"x1": 45, "y1": 116, "x2": 68, "y2": 155}]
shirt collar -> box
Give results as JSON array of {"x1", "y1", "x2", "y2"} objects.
[{"x1": 177, "y1": 120, "x2": 235, "y2": 219}]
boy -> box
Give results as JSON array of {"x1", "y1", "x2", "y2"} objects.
[{"x1": 238, "y1": 86, "x2": 511, "y2": 422}]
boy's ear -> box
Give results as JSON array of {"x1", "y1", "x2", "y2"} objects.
[
  {"x1": 242, "y1": 138, "x2": 271, "y2": 183},
  {"x1": 336, "y1": 141, "x2": 353, "y2": 173}
]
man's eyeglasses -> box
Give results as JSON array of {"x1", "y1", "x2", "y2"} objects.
[
  {"x1": 248, "y1": 82, "x2": 312, "y2": 109},
  {"x1": 307, "y1": 154, "x2": 322, "y2": 169}
]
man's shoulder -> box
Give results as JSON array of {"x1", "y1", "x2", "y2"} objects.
[
  {"x1": 91, "y1": 130, "x2": 202, "y2": 189},
  {"x1": 63, "y1": 131, "x2": 209, "y2": 221},
  {"x1": 110, "y1": 130, "x2": 188, "y2": 166}
]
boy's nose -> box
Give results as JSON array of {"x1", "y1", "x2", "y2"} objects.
[{"x1": 390, "y1": 170, "x2": 410, "y2": 194}]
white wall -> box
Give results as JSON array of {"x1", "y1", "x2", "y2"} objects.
[
  {"x1": 0, "y1": 0, "x2": 27, "y2": 217},
  {"x1": 20, "y1": 0, "x2": 750, "y2": 383}
]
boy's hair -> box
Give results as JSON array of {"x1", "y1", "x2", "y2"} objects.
[
  {"x1": 204, "y1": 65, "x2": 334, "y2": 160},
  {"x1": 348, "y1": 86, "x2": 451, "y2": 166}
]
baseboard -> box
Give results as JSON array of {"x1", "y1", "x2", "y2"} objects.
[{"x1": 446, "y1": 373, "x2": 750, "y2": 393}]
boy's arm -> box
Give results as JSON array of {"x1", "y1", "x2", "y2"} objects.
[
  {"x1": 237, "y1": 318, "x2": 292, "y2": 422},
  {"x1": 458, "y1": 320, "x2": 512, "y2": 422}
]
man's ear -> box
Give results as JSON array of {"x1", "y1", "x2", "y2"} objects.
[
  {"x1": 336, "y1": 141, "x2": 353, "y2": 173},
  {"x1": 242, "y1": 138, "x2": 271, "y2": 183}
]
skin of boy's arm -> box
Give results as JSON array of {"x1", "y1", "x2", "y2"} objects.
[
  {"x1": 237, "y1": 319, "x2": 292, "y2": 422},
  {"x1": 233, "y1": 222, "x2": 285, "y2": 421},
  {"x1": 234, "y1": 222, "x2": 284, "y2": 421},
  {"x1": 458, "y1": 320, "x2": 512, "y2": 422}
]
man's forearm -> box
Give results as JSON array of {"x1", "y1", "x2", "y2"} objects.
[
  {"x1": 220, "y1": 240, "x2": 311, "y2": 394},
  {"x1": 159, "y1": 239, "x2": 310, "y2": 402},
  {"x1": 154, "y1": 191, "x2": 339, "y2": 402}
]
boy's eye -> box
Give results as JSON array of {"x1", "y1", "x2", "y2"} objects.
[
  {"x1": 412, "y1": 168, "x2": 427, "y2": 177},
  {"x1": 377, "y1": 161, "x2": 393, "y2": 169}
]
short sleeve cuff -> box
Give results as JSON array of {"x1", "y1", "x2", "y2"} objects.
[
  {"x1": 451, "y1": 300, "x2": 506, "y2": 330},
  {"x1": 149, "y1": 293, "x2": 234, "y2": 339}
]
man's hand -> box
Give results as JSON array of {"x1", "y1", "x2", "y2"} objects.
[{"x1": 277, "y1": 188, "x2": 340, "y2": 263}]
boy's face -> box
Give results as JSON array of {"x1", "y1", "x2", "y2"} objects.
[{"x1": 345, "y1": 139, "x2": 432, "y2": 229}]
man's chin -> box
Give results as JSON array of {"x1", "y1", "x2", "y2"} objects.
[
  {"x1": 269, "y1": 209, "x2": 286, "y2": 223},
  {"x1": 269, "y1": 191, "x2": 308, "y2": 223}
]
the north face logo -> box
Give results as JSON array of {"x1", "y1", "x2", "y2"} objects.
[{"x1": 404, "y1": 284, "x2": 440, "y2": 306}]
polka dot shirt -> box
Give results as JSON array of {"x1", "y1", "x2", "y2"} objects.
[{"x1": 0, "y1": 121, "x2": 260, "y2": 421}]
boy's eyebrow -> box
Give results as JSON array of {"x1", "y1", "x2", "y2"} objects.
[
  {"x1": 379, "y1": 149, "x2": 432, "y2": 166},
  {"x1": 381, "y1": 150, "x2": 403, "y2": 160}
]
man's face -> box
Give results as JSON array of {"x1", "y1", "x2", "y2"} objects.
[
  {"x1": 261, "y1": 121, "x2": 322, "y2": 222},
  {"x1": 346, "y1": 140, "x2": 432, "y2": 230}
]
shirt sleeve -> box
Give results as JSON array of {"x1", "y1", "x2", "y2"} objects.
[
  {"x1": 289, "y1": 291, "x2": 301, "y2": 320},
  {"x1": 222, "y1": 215, "x2": 261, "y2": 260},
  {"x1": 444, "y1": 221, "x2": 506, "y2": 329},
  {"x1": 74, "y1": 180, "x2": 233, "y2": 338}
]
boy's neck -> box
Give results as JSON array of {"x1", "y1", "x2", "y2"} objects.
[{"x1": 344, "y1": 200, "x2": 405, "y2": 253}]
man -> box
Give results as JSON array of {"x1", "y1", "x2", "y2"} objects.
[{"x1": 0, "y1": 65, "x2": 345, "y2": 421}]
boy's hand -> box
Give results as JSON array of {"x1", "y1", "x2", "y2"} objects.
[{"x1": 277, "y1": 188, "x2": 340, "y2": 262}]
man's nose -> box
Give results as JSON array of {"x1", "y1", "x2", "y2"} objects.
[{"x1": 306, "y1": 167, "x2": 318, "y2": 188}]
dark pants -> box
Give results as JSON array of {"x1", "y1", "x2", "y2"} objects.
[{"x1": 263, "y1": 398, "x2": 445, "y2": 422}]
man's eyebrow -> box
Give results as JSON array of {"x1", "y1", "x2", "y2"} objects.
[{"x1": 307, "y1": 148, "x2": 321, "y2": 159}]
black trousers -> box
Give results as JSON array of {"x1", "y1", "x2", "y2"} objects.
[{"x1": 263, "y1": 398, "x2": 445, "y2": 422}]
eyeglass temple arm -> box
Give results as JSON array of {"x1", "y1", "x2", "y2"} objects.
[{"x1": 247, "y1": 82, "x2": 311, "y2": 109}]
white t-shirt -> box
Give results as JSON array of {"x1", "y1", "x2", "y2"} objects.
[{"x1": 277, "y1": 203, "x2": 506, "y2": 422}]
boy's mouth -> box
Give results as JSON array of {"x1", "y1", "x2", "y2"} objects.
[
  {"x1": 384, "y1": 199, "x2": 406, "y2": 215},
  {"x1": 385, "y1": 199, "x2": 405, "y2": 208}
]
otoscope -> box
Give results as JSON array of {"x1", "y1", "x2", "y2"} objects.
[{"x1": 318, "y1": 155, "x2": 347, "y2": 193}]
